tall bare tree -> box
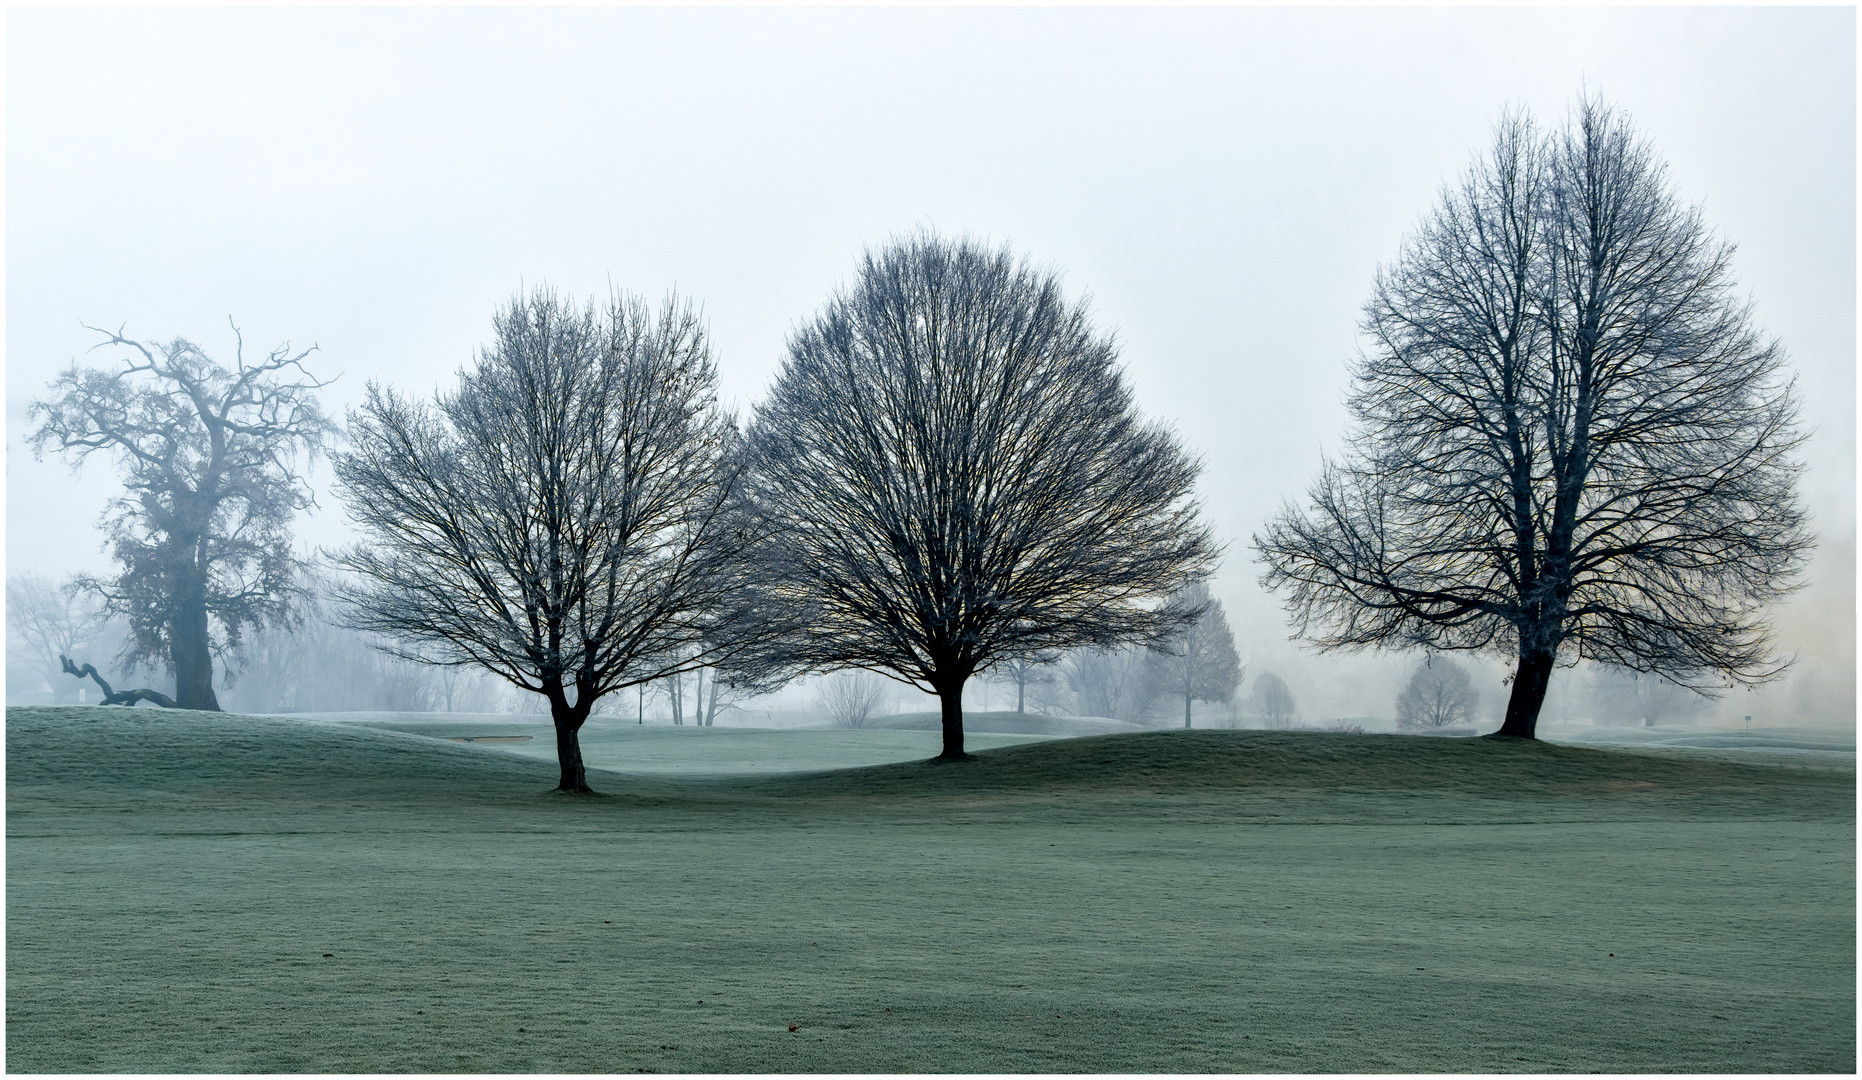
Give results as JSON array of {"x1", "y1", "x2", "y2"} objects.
[
  {"x1": 1256, "y1": 98, "x2": 1809, "y2": 739},
  {"x1": 29, "y1": 325, "x2": 333, "y2": 710},
  {"x1": 1145, "y1": 581, "x2": 1244, "y2": 728},
  {"x1": 741, "y1": 233, "x2": 1216, "y2": 760},
  {"x1": 1394, "y1": 656, "x2": 1479, "y2": 731},
  {"x1": 332, "y1": 288, "x2": 768, "y2": 792}
]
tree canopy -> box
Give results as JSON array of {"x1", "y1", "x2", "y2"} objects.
[
  {"x1": 332, "y1": 288, "x2": 767, "y2": 791},
  {"x1": 740, "y1": 232, "x2": 1217, "y2": 759}
]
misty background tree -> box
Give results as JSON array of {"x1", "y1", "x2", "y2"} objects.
[
  {"x1": 6, "y1": 573, "x2": 111, "y2": 704},
  {"x1": 332, "y1": 288, "x2": 769, "y2": 792},
  {"x1": 1256, "y1": 98, "x2": 1809, "y2": 739},
  {"x1": 1061, "y1": 644, "x2": 1161, "y2": 723},
  {"x1": 1243, "y1": 671, "x2": 1297, "y2": 729},
  {"x1": 212, "y1": 565, "x2": 472, "y2": 714},
  {"x1": 1394, "y1": 656, "x2": 1479, "y2": 732},
  {"x1": 739, "y1": 233, "x2": 1216, "y2": 760},
  {"x1": 1145, "y1": 581, "x2": 1243, "y2": 728},
  {"x1": 28, "y1": 325, "x2": 333, "y2": 710},
  {"x1": 988, "y1": 651, "x2": 1059, "y2": 714},
  {"x1": 1586, "y1": 667, "x2": 1704, "y2": 728},
  {"x1": 815, "y1": 670, "x2": 890, "y2": 729}
]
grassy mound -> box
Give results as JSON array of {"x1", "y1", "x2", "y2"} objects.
[
  {"x1": 6, "y1": 706, "x2": 572, "y2": 820},
  {"x1": 755, "y1": 727, "x2": 1853, "y2": 811},
  {"x1": 9, "y1": 707, "x2": 1849, "y2": 819}
]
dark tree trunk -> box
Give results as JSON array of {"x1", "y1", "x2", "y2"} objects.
[
  {"x1": 551, "y1": 693, "x2": 595, "y2": 793},
  {"x1": 1494, "y1": 648, "x2": 1555, "y2": 739},
  {"x1": 934, "y1": 680, "x2": 971, "y2": 762},
  {"x1": 1184, "y1": 692, "x2": 1193, "y2": 729},
  {"x1": 169, "y1": 596, "x2": 220, "y2": 712}
]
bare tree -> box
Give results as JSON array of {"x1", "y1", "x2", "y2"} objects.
[
  {"x1": 1256, "y1": 98, "x2": 1809, "y2": 739},
  {"x1": 1394, "y1": 656, "x2": 1479, "y2": 731},
  {"x1": 1244, "y1": 671, "x2": 1297, "y2": 729},
  {"x1": 29, "y1": 324, "x2": 334, "y2": 710},
  {"x1": 741, "y1": 232, "x2": 1216, "y2": 760},
  {"x1": 1064, "y1": 644, "x2": 1160, "y2": 723},
  {"x1": 331, "y1": 288, "x2": 769, "y2": 792},
  {"x1": 6, "y1": 573, "x2": 110, "y2": 704},
  {"x1": 815, "y1": 670, "x2": 889, "y2": 729},
  {"x1": 1145, "y1": 582, "x2": 1244, "y2": 728}
]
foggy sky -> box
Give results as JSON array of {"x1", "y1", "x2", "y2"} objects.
[{"x1": 7, "y1": 7, "x2": 1854, "y2": 724}]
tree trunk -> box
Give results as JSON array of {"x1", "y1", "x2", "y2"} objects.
[
  {"x1": 1016, "y1": 668, "x2": 1025, "y2": 714},
  {"x1": 1184, "y1": 691, "x2": 1193, "y2": 729},
  {"x1": 551, "y1": 698, "x2": 595, "y2": 793},
  {"x1": 1494, "y1": 648, "x2": 1554, "y2": 739},
  {"x1": 934, "y1": 680, "x2": 971, "y2": 762},
  {"x1": 169, "y1": 598, "x2": 220, "y2": 711}
]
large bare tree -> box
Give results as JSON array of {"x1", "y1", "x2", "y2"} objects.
[
  {"x1": 1256, "y1": 98, "x2": 1809, "y2": 739},
  {"x1": 741, "y1": 233, "x2": 1217, "y2": 759},
  {"x1": 331, "y1": 288, "x2": 766, "y2": 792},
  {"x1": 1145, "y1": 582, "x2": 1243, "y2": 729},
  {"x1": 29, "y1": 325, "x2": 333, "y2": 710}
]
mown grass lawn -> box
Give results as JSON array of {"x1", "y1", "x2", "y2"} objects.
[{"x1": 7, "y1": 706, "x2": 1853, "y2": 1072}]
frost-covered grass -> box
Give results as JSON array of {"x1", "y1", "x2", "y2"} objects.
[{"x1": 8, "y1": 706, "x2": 1854, "y2": 1072}]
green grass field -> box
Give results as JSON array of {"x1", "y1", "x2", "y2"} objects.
[{"x1": 7, "y1": 706, "x2": 1854, "y2": 1072}]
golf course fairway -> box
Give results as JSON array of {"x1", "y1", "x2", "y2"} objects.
[{"x1": 7, "y1": 706, "x2": 1853, "y2": 1072}]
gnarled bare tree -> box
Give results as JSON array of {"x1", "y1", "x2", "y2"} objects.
[
  {"x1": 741, "y1": 232, "x2": 1217, "y2": 760},
  {"x1": 1256, "y1": 98, "x2": 1809, "y2": 739},
  {"x1": 332, "y1": 288, "x2": 769, "y2": 792},
  {"x1": 29, "y1": 325, "x2": 333, "y2": 710}
]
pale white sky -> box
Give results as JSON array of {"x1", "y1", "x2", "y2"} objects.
[{"x1": 7, "y1": 6, "x2": 1854, "y2": 722}]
